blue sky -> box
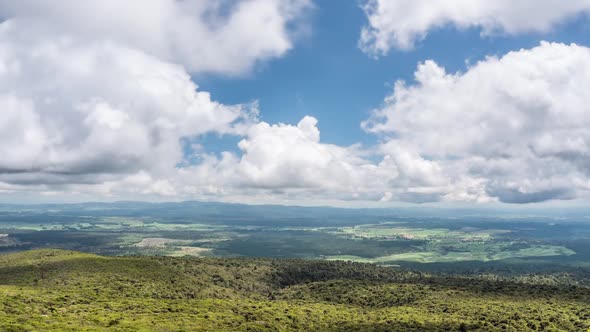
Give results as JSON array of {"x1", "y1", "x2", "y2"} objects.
[
  {"x1": 1, "y1": 1, "x2": 590, "y2": 206},
  {"x1": 197, "y1": 2, "x2": 590, "y2": 151}
]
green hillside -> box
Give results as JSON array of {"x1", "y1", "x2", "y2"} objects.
[{"x1": 0, "y1": 250, "x2": 589, "y2": 331}]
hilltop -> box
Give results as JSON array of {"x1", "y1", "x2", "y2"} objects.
[{"x1": 0, "y1": 249, "x2": 589, "y2": 331}]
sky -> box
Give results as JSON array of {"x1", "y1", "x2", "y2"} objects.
[{"x1": 0, "y1": 0, "x2": 590, "y2": 207}]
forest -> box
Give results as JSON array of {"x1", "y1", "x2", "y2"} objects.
[{"x1": 1, "y1": 249, "x2": 589, "y2": 331}]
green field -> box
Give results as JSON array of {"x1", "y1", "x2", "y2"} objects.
[
  {"x1": 2, "y1": 203, "x2": 590, "y2": 270},
  {"x1": 0, "y1": 216, "x2": 585, "y2": 266},
  {"x1": 326, "y1": 245, "x2": 575, "y2": 263}
]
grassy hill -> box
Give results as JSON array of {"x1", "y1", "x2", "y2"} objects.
[{"x1": 0, "y1": 250, "x2": 589, "y2": 331}]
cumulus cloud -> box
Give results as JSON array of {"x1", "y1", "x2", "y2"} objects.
[
  {"x1": 360, "y1": 0, "x2": 590, "y2": 55},
  {"x1": 363, "y1": 42, "x2": 590, "y2": 203},
  {"x1": 2, "y1": 1, "x2": 589, "y2": 206},
  {"x1": 0, "y1": 0, "x2": 308, "y2": 197},
  {"x1": 4, "y1": 38, "x2": 590, "y2": 204},
  {"x1": 0, "y1": 21, "x2": 256, "y2": 187},
  {"x1": 0, "y1": 0, "x2": 312, "y2": 75},
  {"x1": 0, "y1": 0, "x2": 399, "y2": 204},
  {"x1": 163, "y1": 116, "x2": 398, "y2": 202}
]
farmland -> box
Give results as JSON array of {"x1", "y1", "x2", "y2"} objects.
[{"x1": 1, "y1": 202, "x2": 589, "y2": 272}]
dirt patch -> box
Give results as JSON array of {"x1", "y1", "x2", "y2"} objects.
[
  {"x1": 170, "y1": 246, "x2": 212, "y2": 257},
  {"x1": 133, "y1": 238, "x2": 190, "y2": 248}
]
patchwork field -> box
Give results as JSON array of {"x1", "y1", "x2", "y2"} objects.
[
  {"x1": 1, "y1": 202, "x2": 589, "y2": 270},
  {"x1": 325, "y1": 245, "x2": 575, "y2": 264}
]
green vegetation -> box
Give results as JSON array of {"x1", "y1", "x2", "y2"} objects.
[
  {"x1": 2, "y1": 203, "x2": 590, "y2": 268},
  {"x1": 3, "y1": 202, "x2": 590, "y2": 330},
  {"x1": 1, "y1": 249, "x2": 590, "y2": 331},
  {"x1": 3, "y1": 217, "x2": 584, "y2": 266},
  {"x1": 325, "y1": 245, "x2": 575, "y2": 263}
]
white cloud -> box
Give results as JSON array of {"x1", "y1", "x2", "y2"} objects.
[
  {"x1": 165, "y1": 116, "x2": 398, "y2": 202},
  {"x1": 0, "y1": 0, "x2": 320, "y2": 203},
  {"x1": 0, "y1": 21, "x2": 400, "y2": 203},
  {"x1": 0, "y1": 21, "x2": 254, "y2": 186},
  {"x1": 360, "y1": 0, "x2": 590, "y2": 55},
  {"x1": 0, "y1": 0, "x2": 311, "y2": 75},
  {"x1": 364, "y1": 42, "x2": 590, "y2": 203},
  {"x1": 1, "y1": 2, "x2": 589, "y2": 206}
]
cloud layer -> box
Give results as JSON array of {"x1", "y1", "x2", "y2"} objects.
[
  {"x1": 360, "y1": 0, "x2": 590, "y2": 55},
  {"x1": 0, "y1": 2, "x2": 589, "y2": 205},
  {"x1": 173, "y1": 116, "x2": 396, "y2": 202},
  {"x1": 0, "y1": 0, "x2": 309, "y2": 198},
  {"x1": 0, "y1": 22, "x2": 254, "y2": 187},
  {"x1": 364, "y1": 42, "x2": 590, "y2": 203},
  {"x1": 0, "y1": 0, "x2": 311, "y2": 75}
]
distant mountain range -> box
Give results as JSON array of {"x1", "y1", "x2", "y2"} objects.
[{"x1": 1, "y1": 200, "x2": 589, "y2": 228}]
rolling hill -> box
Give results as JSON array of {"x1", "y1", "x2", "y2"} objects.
[{"x1": 0, "y1": 249, "x2": 589, "y2": 331}]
